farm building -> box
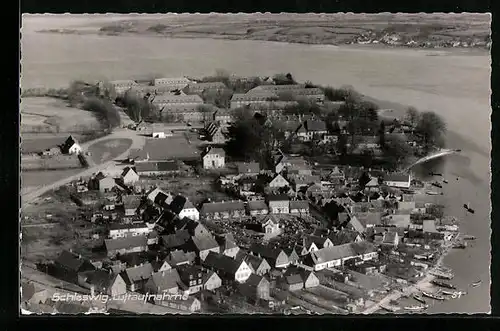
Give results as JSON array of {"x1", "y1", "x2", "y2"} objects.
[
  {"x1": 202, "y1": 147, "x2": 225, "y2": 169},
  {"x1": 61, "y1": 135, "x2": 82, "y2": 155}
]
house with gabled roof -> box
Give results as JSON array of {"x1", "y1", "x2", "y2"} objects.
[
  {"x1": 202, "y1": 147, "x2": 225, "y2": 169},
  {"x1": 61, "y1": 135, "x2": 82, "y2": 155},
  {"x1": 202, "y1": 252, "x2": 252, "y2": 283},
  {"x1": 104, "y1": 235, "x2": 149, "y2": 258},
  {"x1": 120, "y1": 167, "x2": 139, "y2": 185},
  {"x1": 177, "y1": 265, "x2": 205, "y2": 294},
  {"x1": 268, "y1": 174, "x2": 290, "y2": 190},
  {"x1": 289, "y1": 174, "x2": 321, "y2": 191},
  {"x1": 146, "y1": 187, "x2": 173, "y2": 206},
  {"x1": 170, "y1": 196, "x2": 199, "y2": 221},
  {"x1": 151, "y1": 257, "x2": 172, "y2": 273},
  {"x1": 121, "y1": 194, "x2": 143, "y2": 217},
  {"x1": 329, "y1": 229, "x2": 363, "y2": 246},
  {"x1": 53, "y1": 250, "x2": 96, "y2": 283},
  {"x1": 176, "y1": 217, "x2": 210, "y2": 238},
  {"x1": 200, "y1": 200, "x2": 246, "y2": 220},
  {"x1": 384, "y1": 173, "x2": 411, "y2": 189},
  {"x1": 238, "y1": 274, "x2": 271, "y2": 300},
  {"x1": 289, "y1": 200, "x2": 310, "y2": 215},
  {"x1": 120, "y1": 262, "x2": 154, "y2": 292},
  {"x1": 247, "y1": 200, "x2": 269, "y2": 216},
  {"x1": 108, "y1": 223, "x2": 150, "y2": 239},
  {"x1": 347, "y1": 215, "x2": 366, "y2": 234},
  {"x1": 78, "y1": 269, "x2": 127, "y2": 297},
  {"x1": 187, "y1": 235, "x2": 221, "y2": 261},
  {"x1": 202, "y1": 270, "x2": 222, "y2": 291},
  {"x1": 236, "y1": 252, "x2": 272, "y2": 276},
  {"x1": 249, "y1": 243, "x2": 289, "y2": 269},
  {"x1": 302, "y1": 235, "x2": 334, "y2": 253},
  {"x1": 215, "y1": 233, "x2": 240, "y2": 258},
  {"x1": 161, "y1": 230, "x2": 191, "y2": 250},
  {"x1": 303, "y1": 243, "x2": 361, "y2": 271},
  {"x1": 355, "y1": 212, "x2": 383, "y2": 228},
  {"x1": 145, "y1": 269, "x2": 183, "y2": 295},
  {"x1": 165, "y1": 249, "x2": 197, "y2": 268},
  {"x1": 267, "y1": 194, "x2": 290, "y2": 214},
  {"x1": 282, "y1": 246, "x2": 300, "y2": 264},
  {"x1": 260, "y1": 215, "x2": 281, "y2": 234},
  {"x1": 236, "y1": 162, "x2": 261, "y2": 176},
  {"x1": 281, "y1": 274, "x2": 304, "y2": 291}
]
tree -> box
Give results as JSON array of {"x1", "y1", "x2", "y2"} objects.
[
  {"x1": 406, "y1": 107, "x2": 420, "y2": 127},
  {"x1": 383, "y1": 133, "x2": 413, "y2": 167},
  {"x1": 82, "y1": 97, "x2": 121, "y2": 129},
  {"x1": 378, "y1": 121, "x2": 386, "y2": 149},
  {"x1": 359, "y1": 172, "x2": 371, "y2": 189},
  {"x1": 415, "y1": 111, "x2": 447, "y2": 151}
]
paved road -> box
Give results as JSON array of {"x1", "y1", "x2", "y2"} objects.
[{"x1": 21, "y1": 129, "x2": 144, "y2": 205}]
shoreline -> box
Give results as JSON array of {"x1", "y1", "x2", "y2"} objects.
[{"x1": 35, "y1": 29, "x2": 491, "y2": 54}]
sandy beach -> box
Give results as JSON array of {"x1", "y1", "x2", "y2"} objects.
[{"x1": 20, "y1": 16, "x2": 491, "y2": 313}]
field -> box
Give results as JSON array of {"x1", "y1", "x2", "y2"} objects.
[
  {"x1": 35, "y1": 13, "x2": 490, "y2": 49},
  {"x1": 87, "y1": 138, "x2": 133, "y2": 164},
  {"x1": 21, "y1": 97, "x2": 102, "y2": 133},
  {"x1": 21, "y1": 169, "x2": 83, "y2": 194},
  {"x1": 21, "y1": 154, "x2": 82, "y2": 171}
]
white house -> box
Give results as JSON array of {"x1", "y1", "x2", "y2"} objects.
[
  {"x1": 179, "y1": 200, "x2": 200, "y2": 221},
  {"x1": 109, "y1": 223, "x2": 150, "y2": 239},
  {"x1": 384, "y1": 173, "x2": 411, "y2": 189},
  {"x1": 261, "y1": 215, "x2": 280, "y2": 234},
  {"x1": 121, "y1": 167, "x2": 139, "y2": 185},
  {"x1": 203, "y1": 252, "x2": 253, "y2": 283},
  {"x1": 305, "y1": 242, "x2": 378, "y2": 271},
  {"x1": 202, "y1": 148, "x2": 225, "y2": 169},
  {"x1": 268, "y1": 174, "x2": 290, "y2": 189},
  {"x1": 61, "y1": 135, "x2": 82, "y2": 155}
]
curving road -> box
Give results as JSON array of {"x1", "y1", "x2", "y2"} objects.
[{"x1": 21, "y1": 128, "x2": 145, "y2": 205}]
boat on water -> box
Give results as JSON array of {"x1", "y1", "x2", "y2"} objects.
[
  {"x1": 380, "y1": 304, "x2": 400, "y2": 313},
  {"x1": 471, "y1": 280, "x2": 482, "y2": 288},
  {"x1": 426, "y1": 191, "x2": 442, "y2": 196},
  {"x1": 421, "y1": 291, "x2": 446, "y2": 301},
  {"x1": 412, "y1": 294, "x2": 427, "y2": 304},
  {"x1": 431, "y1": 182, "x2": 443, "y2": 188},
  {"x1": 431, "y1": 280, "x2": 457, "y2": 290},
  {"x1": 404, "y1": 304, "x2": 428, "y2": 311},
  {"x1": 442, "y1": 179, "x2": 448, "y2": 184},
  {"x1": 463, "y1": 235, "x2": 476, "y2": 240}
]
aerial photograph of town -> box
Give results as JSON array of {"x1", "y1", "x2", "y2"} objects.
[{"x1": 20, "y1": 13, "x2": 491, "y2": 315}]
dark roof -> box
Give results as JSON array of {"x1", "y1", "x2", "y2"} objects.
[
  {"x1": 169, "y1": 195, "x2": 188, "y2": 214},
  {"x1": 161, "y1": 230, "x2": 191, "y2": 249},
  {"x1": 249, "y1": 243, "x2": 284, "y2": 261},
  {"x1": 328, "y1": 230, "x2": 360, "y2": 245},
  {"x1": 191, "y1": 235, "x2": 219, "y2": 251},
  {"x1": 245, "y1": 274, "x2": 268, "y2": 287},
  {"x1": 203, "y1": 252, "x2": 242, "y2": 275},
  {"x1": 135, "y1": 161, "x2": 179, "y2": 173},
  {"x1": 121, "y1": 263, "x2": 154, "y2": 284},
  {"x1": 289, "y1": 200, "x2": 309, "y2": 210},
  {"x1": 104, "y1": 236, "x2": 148, "y2": 251},
  {"x1": 239, "y1": 253, "x2": 268, "y2": 271},
  {"x1": 351, "y1": 241, "x2": 377, "y2": 255},
  {"x1": 121, "y1": 167, "x2": 138, "y2": 178},
  {"x1": 122, "y1": 194, "x2": 143, "y2": 209},
  {"x1": 304, "y1": 120, "x2": 327, "y2": 132},
  {"x1": 215, "y1": 233, "x2": 239, "y2": 250},
  {"x1": 267, "y1": 194, "x2": 289, "y2": 202},
  {"x1": 247, "y1": 200, "x2": 269, "y2": 211},
  {"x1": 384, "y1": 173, "x2": 411, "y2": 182},
  {"x1": 355, "y1": 212, "x2": 383, "y2": 227},
  {"x1": 348, "y1": 216, "x2": 366, "y2": 233},
  {"x1": 286, "y1": 274, "x2": 303, "y2": 285},
  {"x1": 54, "y1": 250, "x2": 94, "y2": 272},
  {"x1": 149, "y1": 269, "x2": 182, "y2": 291},
  {"x1": 200, "y1": 201, "x2": 245, "y2": 214},
  {"x1": 236, "y1": 162, "x2": 260, "y2": 174},
  {"x1": 80, "y1": 269, "x2": 117, "y2": 289},
  {"x1": 167, "y1": 249, "x2": 197, "y2": 266}
]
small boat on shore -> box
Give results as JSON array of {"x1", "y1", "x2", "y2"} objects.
[
  {"x1": 380, "y1": 304, "x2": 400, "y2": 313},
  {"x1": 421, "y1": 290, "x2": 446, "y2": 301},
  {"x1": 412, "y1": 294, "x2": 427, "y2": 304},
  {"x1": 404, "y1": 304, "x2": 428, "y2": 311},
  {"x1": 442, "y1": 179, "x2": 448, "y2": 184},
  {"x1": 431, "y1": 182, "x2": 443, "y2": 188},
  {"x1": 431, "y1": 280, "x2": 457, "y2": 289},
  {"x1": 463, "y1": 235, "x2": 476, "y2": 240},
  {"x1": 426, "y1": 191, "x2": 442, "y2": 196}
]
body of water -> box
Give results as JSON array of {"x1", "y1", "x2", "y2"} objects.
[{"x1": 20, "y1": 17, "x2": 491, "y2": 313}]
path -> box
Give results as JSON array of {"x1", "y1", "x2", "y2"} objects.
[{"x1": 21, "y1": 128, "x2": 144, "y2": 204}]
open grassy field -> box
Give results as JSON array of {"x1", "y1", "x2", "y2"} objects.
[
  {"x1": 33, "y1": 13, "x2": 490, "y2": 49},
  {"x1": 87, "y1": 138, "x2": 132, "y2": 164},
  {"x1": 21, "y1": 169, "x2": 83, "y2": 194},
  {"x1": 21, "y1": 97, "x2": 102, "y2": 133}
]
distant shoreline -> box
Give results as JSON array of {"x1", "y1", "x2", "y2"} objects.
[{"x1": 35, "y1": 29, "x2": 491, "y2": 53}]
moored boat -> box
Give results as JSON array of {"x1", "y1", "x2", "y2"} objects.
[
  {"x1": 429, "y1": 270, "x2": 454, "y2": 280},
  {"x1": 463, "y1": 235, "x2": 476, "y2": 240},
  {"x1": 431, "y1": 280, "x2": 457, "y2": 290},
  {"x1": 471, "y1": 280, "x2": 482, "y2": 288},
  {"x1": 412, "y1": 294, "x2": 426, "y2": 304},
  {"x1": 421, "y1": 290, "x2": 446, "y2": 301},
  {"x1": 452, "y1": 242, "x2": 467, "y2": 249},
  {"x1": 404, "y1": 304, "x2": 428, "y2": 311},
  {"x1": 426, "y1": 191, "x2": 442, "y2": 196}
]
